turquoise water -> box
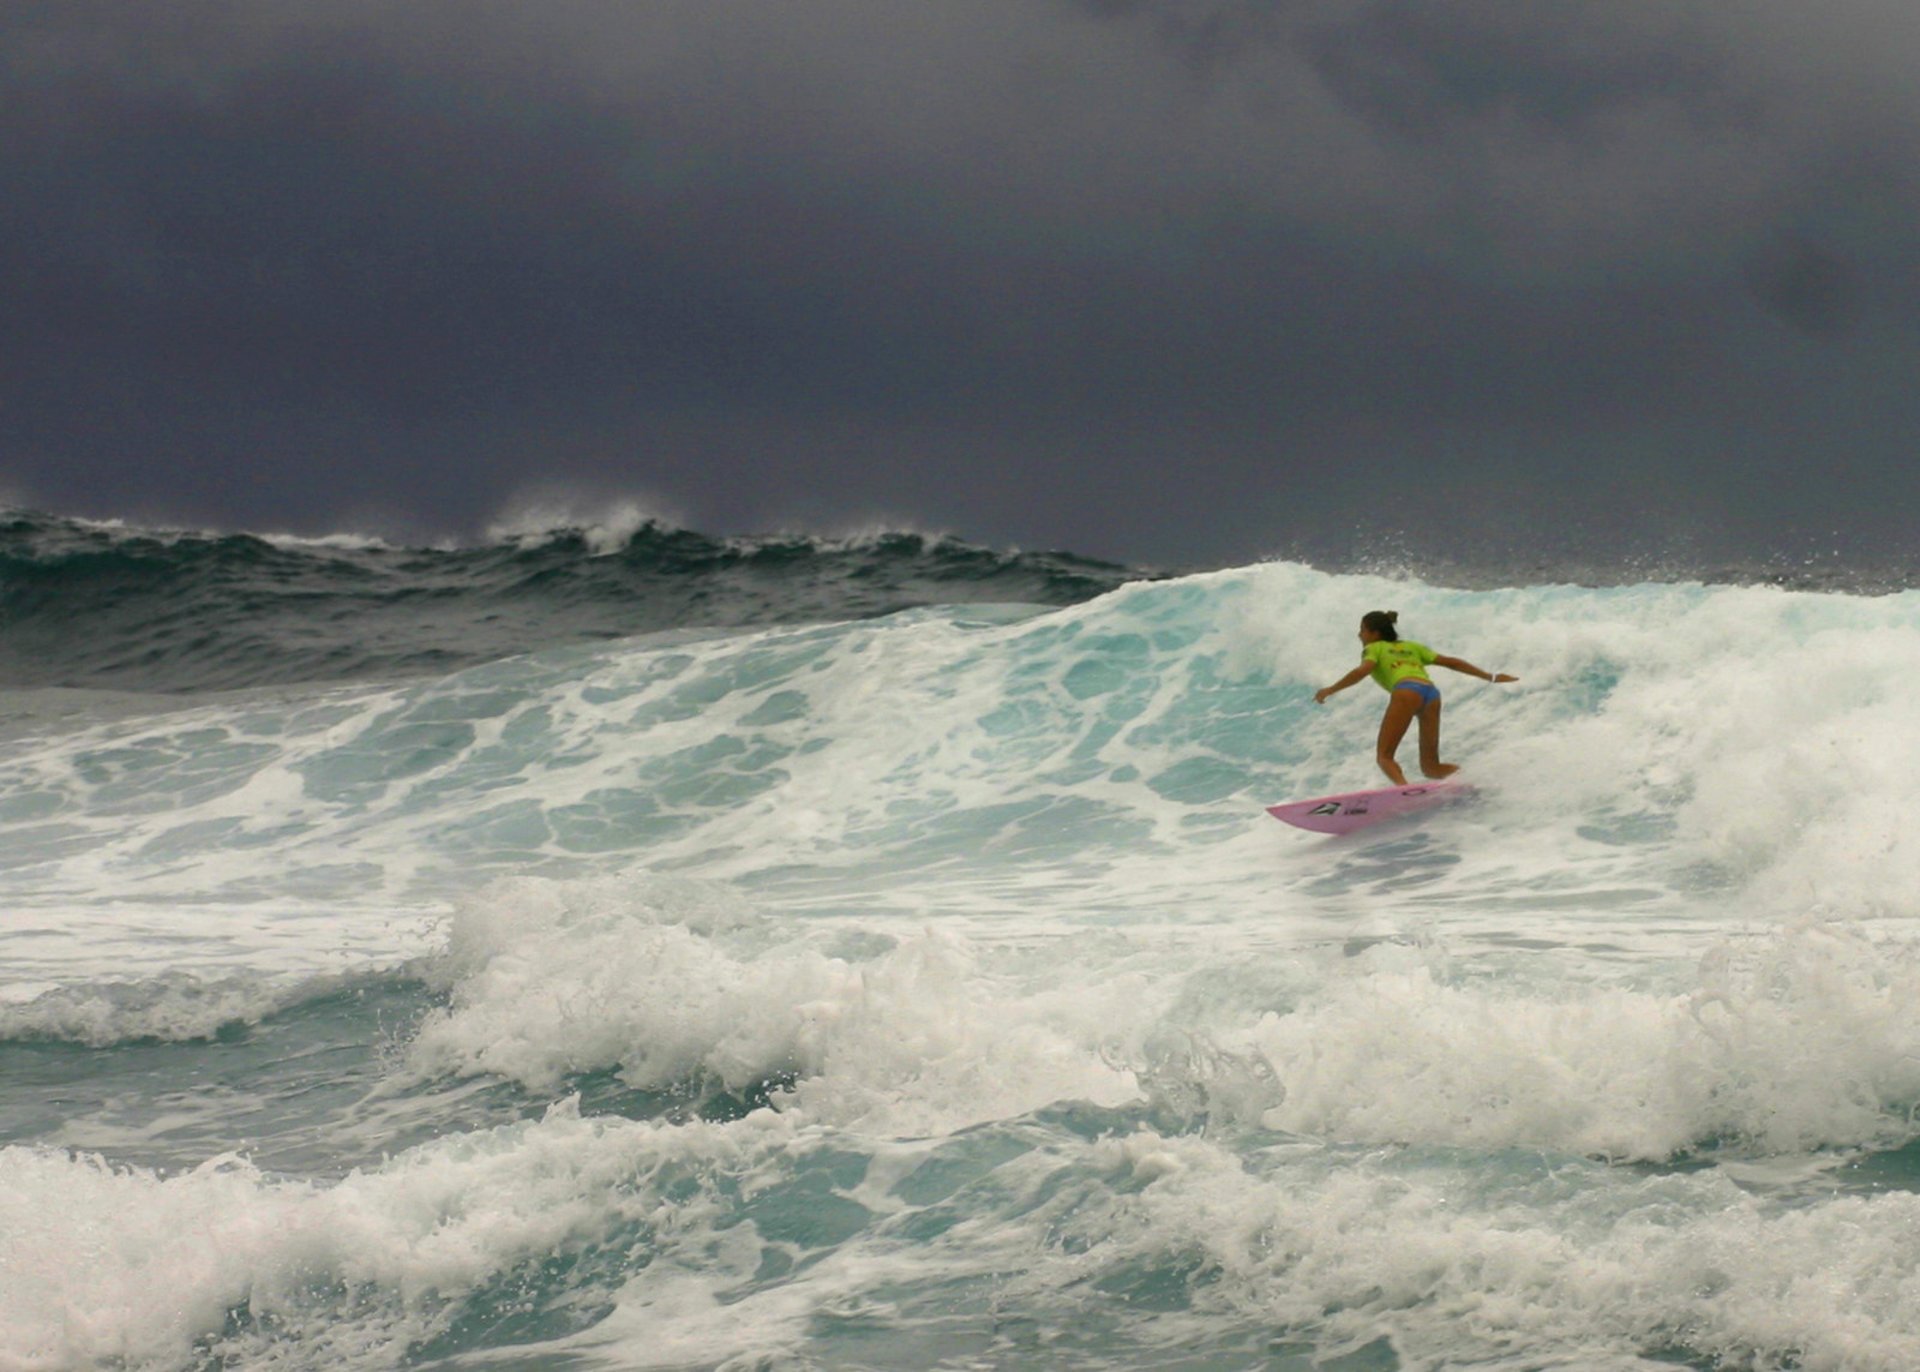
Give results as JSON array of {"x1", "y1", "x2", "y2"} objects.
[{"x1": 7, "y1": 551, "x2": 1920, "y2": 1369}]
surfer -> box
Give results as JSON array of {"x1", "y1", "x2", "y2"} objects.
[{"x1": 1313, "y1": 610, "x2": 1516, "y2": 786}]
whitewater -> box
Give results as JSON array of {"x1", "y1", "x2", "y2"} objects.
[{"x1": 5, "y1": 511, "x2": 1920, "y2": 1370}]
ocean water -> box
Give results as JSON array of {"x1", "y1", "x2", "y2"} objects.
[{"x1": 5, "y1": 510, "x2": 1920, "y2": 1371}]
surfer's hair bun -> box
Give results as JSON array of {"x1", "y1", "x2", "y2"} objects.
[{"x1": 1361, "y1": 610, "x2": 1400, "y2": 641}]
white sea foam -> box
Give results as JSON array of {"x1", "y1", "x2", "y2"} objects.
[
  {"x1": 745, "y1": 515, "x2": 955, "y2": 551},
  {"x1": 0, "y1": 1101, "x2": 792, "y2": 1371},
  {"x1": 398, "y1": 872, "x2": 1920, "y2": 1160},
  {"x1": 254, "y1": 529, "x2": 395, "y2": 552},
  {"x1": 45, "y1": 511, "x2": 398, "y2": 551},
  {"x1": 1006, "y1": 1127, "x2": 1920, "y2": 1370},
  {"x1": 482, "y1": 490, "x2": 682, "y2": 554},
  {"x1": 11, "y1": 1094, "x2": 1920, "y2": 1372},
  {"x1": 1221, "y1": 925, "x2": 1920, "y2": 1159},
  {"x1": 407, "y1": 876, "x2": 1147, "y2": 1135},
  {"x1": 0, "y1": 969, "x2": 364, "y2": 1045}
]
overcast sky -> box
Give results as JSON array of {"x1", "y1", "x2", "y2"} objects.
[{"x1": 5, "y1": 1, "x2": 1919, "y2": 567}]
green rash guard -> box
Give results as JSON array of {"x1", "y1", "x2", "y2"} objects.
[{"x1": 1363, "y1": 639, "x2": 1438, "y2": 691}]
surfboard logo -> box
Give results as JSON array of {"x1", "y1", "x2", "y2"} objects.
[{"x1": 1267, "y1": 780, "x2": 1474, "y2": 834}]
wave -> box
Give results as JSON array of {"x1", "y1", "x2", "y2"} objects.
[
  {"x1": 11, "y1": 561, "x2": 1920, "y2": 958},
  {"x1": 407, "y1": 879, "x2": 1920, "y2": 1159},
  {"x1": 11, "y1": 919, "x2": 1920, "y2": 1370},
  {"x1": 0, "y1": 968, "x2": 409, "y2": 1048},
  {"x1": 0, "y1": 508, "x2": 1142, "y2": 692},
  {"x1": 15, "y1": 551, "x2": 1920, "y2": 1368},
  {"x1": 13, "y1": 871, "x2": 1920, "y2": 1165}
]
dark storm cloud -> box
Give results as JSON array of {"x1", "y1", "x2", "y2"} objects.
[
  {"x1": 1746, "y1": 240, "x2": 1862, "y2": 336},
  {"x1": 5, "y1": 1, "x2": 1920, "y2": 564}
]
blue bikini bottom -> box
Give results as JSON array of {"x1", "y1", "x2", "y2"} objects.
[{"x1": 1393, "y1": 680, "x2": 1441, "y2": 707}]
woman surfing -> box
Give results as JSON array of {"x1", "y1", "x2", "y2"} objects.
[{"x1": 1314, "y1": 610, "x2": 1516, "y2": 786}]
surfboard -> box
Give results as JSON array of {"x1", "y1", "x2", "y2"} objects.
[{"x1": 1266, "y1": 780, "x2": 1473, "y2": 835}]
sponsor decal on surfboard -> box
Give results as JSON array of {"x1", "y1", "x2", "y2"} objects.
[{"x1": 1266, "y1": 781, "x2": 1473, "y2": 834}]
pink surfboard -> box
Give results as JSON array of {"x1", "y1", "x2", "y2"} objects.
[{"x1": 1266, "y1": 780, "x2": 1474, "y2": 835}]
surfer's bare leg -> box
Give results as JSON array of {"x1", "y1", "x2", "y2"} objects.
[
  {"x1": 1417, "y1": 698, "x2": 1458, "y2": 779},
  {"x1": 1375, "y1": 692, "x2": 1419, "y2": 785}
]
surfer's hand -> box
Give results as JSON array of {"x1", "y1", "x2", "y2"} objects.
[
  {"x1": 1493, "y1": 673, "x2": 1517, "y2": 684},
  {"x1": 1313, "y1": 687, "x2": 1332, "y2": 704}
]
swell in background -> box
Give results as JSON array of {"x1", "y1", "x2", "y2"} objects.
[{"x1": 0, "y1": 509, "x2": 1140, "y2": 691}]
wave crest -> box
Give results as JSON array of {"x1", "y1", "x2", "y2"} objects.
[{"x1": 0, "y1": 508, "x2": 1140, "y2": 691}]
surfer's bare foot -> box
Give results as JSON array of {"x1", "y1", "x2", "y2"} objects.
[{"x1": 1423, "y1": 763, "x2": 1460, "y2": 779}]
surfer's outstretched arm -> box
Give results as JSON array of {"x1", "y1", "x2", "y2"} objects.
[
  {"x1": 1314, "y1": 662, "x2": 1373, "y2": 704},
  {"x1": 1432, "y1": 655, "x2": 1517, "y2": 684}
]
